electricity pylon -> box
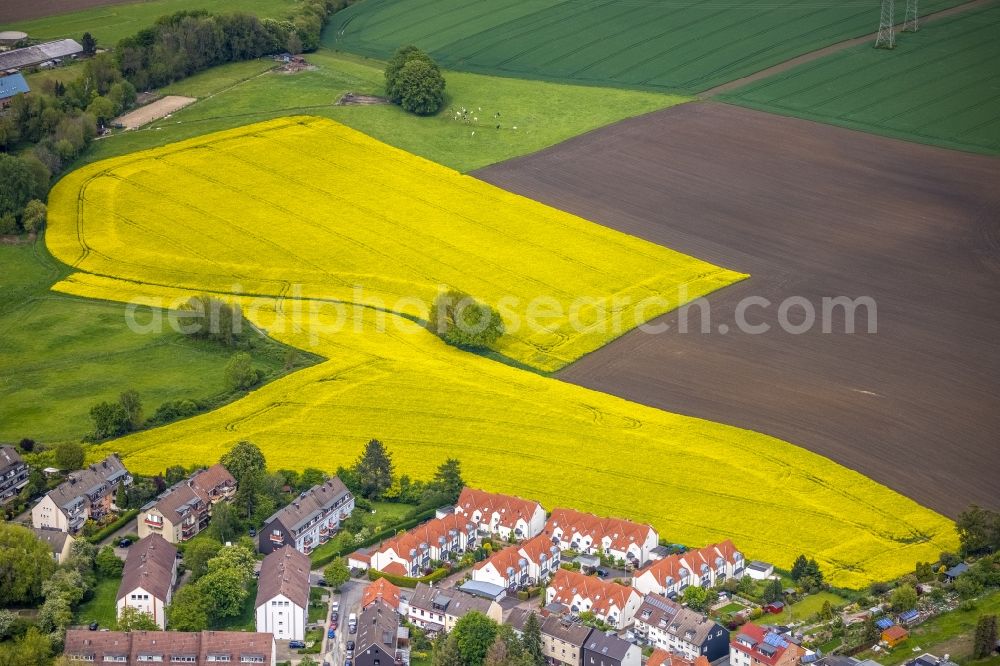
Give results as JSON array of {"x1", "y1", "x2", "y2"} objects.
[
  {"x1": 875, "y1": 0, "x2": 896, "y2": 48},
  {"x1": 903, "y1": 0, "x2": 919, "y2": 32}
]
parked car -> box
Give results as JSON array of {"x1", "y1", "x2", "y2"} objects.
[
  {"x1": 328, "y1": 626, "x2": 336, "y2": 639},
  {"x1": 88, "y1": 622, "x2": 99, "y2": 631},
  {"x1": 118, "y1": 538, "x2": 131, "y2": 548},
  {"x1": 289, "y1": 640, "x2": 306, "y2": 649},
  {"x1": 346, "y1": 640, "x2": 355, "y2": 656},
  {"x1": 248, "y1": 527, "x2": 257, "y2": 537},
  {"x1": 329, "y1": 618, "x2": 338, "y2": 629},
  {"x1": 331, "y1": 601, "x2": 340, "y2": 612},
  {"x1": 331, "y1": 611, "x2": 339, "y2": 622},
  {"x1": 596, "y1": 568, "x2": 609, "y2": 577},
  {"x1": 345, "y1": 661, "x2": 352, "y2": 666}
]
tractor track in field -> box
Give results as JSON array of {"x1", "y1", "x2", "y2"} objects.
[{"x1": 700, "y1": 0, "x2": 997, "y2": 97}]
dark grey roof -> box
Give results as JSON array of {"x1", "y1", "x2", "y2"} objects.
[
  {"x1": 636, "y1": 593, "x2": 723, "y2": 646},
  {"x1": 543, "y1": 615, "x2": 594, "y2": 647},
  {"x1": 32, "y1": 527, "x2": 70, "y2": 554},
  {"x1": 583, "y1": 631, "x2": 633, "y2": 660},
  {"x1": 814, "y1": 656, "x2": 861, "y2": 666},
  {"x1": 0, "y1": 39, "x2": 83, "y2": 70},
  {"x1": 356, "y1": 600, "x2": 399, "y2": 654},
  {"x1": 408, "y1": 583, "x2": 494, "y2": 618},
  {"x1": 47, "y1": 455, "x2": 130, "y2": 512},
  {"x1": 946, "y1": 563, "x2": 969, "y2": 578},
  {"x1": 748, "y1": 560, "x2": 773, "y2": 571},
  {"x1": 0, "y1": 446, "x2": 26, "y2": 474},
  {"x1": 264, "y1": 477, "x2": 350, "y2": 533}
]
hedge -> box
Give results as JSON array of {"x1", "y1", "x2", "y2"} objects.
[
  {"x1": 311, "y1": 506, "x2": 437, "y2": 568},
  {"x1": 86, "y1": 509, "x2": 139, "y2": 544},
  {"x1": 368, "y1": 566, "x2": 450, "y2": 589}
]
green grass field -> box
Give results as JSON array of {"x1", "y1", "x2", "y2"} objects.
[
  {"x1": 0, "y1": 240, "x2": 286, "y2": 443},
  {"x1": 74, "y1": 577, "x2": 119, "y2": 629},
  {"x1": 81, "y1": 50, "x2": 684, "y2": 172},
  {"x1": 764, "y1": 590, "x2": 847, "y2": 623},
  {"x1": 326, "y1": 0, "x2": 967, "y2": 95},
  {"x1": 720, "y1": 3, "x2": 1000, "y2": 154},
  {"x1": 1, "y1": 0, "x2": 297, "y2": 49}
]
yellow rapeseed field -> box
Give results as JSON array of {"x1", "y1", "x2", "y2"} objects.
[
  {"x1": 54, "y1": 273, "x2": 956, "y2": 589},
  {"x1": 46, "y1": 118, "x2": 957, "y2": 587},
  {"x1": 47, "y1": 116, "x2": 742, "y2": 372}
]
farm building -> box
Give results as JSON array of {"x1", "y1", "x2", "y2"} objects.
[
  {"x1": 882, "y1": 625, "x2": 909, "y2": 647},
  {"x1": 0, "y1": 39, "x2": 83, "y2": 71},
  {"x1": 945, "y1": 562, "x2": 969, "y2": 581},
  {"x1": 0, "y1": 72, "x2": 29, "y2": 107}
]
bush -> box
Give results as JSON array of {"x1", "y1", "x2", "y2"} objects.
[
  {"x1": 367, "y1": 566, "x2": 449, "y2": 588},
  {"x1": 384, "y1": 45, "x2": 434, "y2": 103},
  {"x1": 428, "y1": 289, "x2": 504, "y2": 350},
  {"x1": 85, "y1": 510, "x2": 139, "y2": 544}
]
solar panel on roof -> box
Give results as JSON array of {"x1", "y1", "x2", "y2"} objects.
[
  {"x1": 875, "y1": 617, "x2": 894, "y2": 630},
  {"x1": 763, "y1": 632, "x2": 789, "y2": 648},
  {"x1": 899, "y1": 610, "x2": 919, "y2": 622}
]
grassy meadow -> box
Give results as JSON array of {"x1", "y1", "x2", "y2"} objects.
[
  {"x1": 0, "y1": 241, "x2": 290, "y2": 443},
  {"x1": 81, "y1": 50, "x2": 687, "y2": 173},
  {"x1": 1, "y1": 0, "x2": 298, "y2": 49}
]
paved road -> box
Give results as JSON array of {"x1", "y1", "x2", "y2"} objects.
[{"x1": 318, "y1": 576, "x2": 365, "y2": 665}]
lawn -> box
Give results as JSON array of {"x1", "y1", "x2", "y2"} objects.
[
  {"x1": 49, "y1": 272, "x2": 958, "y2": 589},
  {"x1": 74, "y1": 577, "x2": 119, "y2": 629},
  {"x1": 720, "y1": 3, "x2": 1000, "y2": 155},
  {"x1": 0, "y1": 241, "x2": 288, "y2": 444},
  {"x1": 860, "y1": 589, "x2": 1000, "y2": 665},
  {"x1": 764, "y1": 591, "x2": 847, "y2": 624},
  {"x1": 0, "y1": 0, "x2": 298, "y2": 49},
  {"x1": 308, "y1": 587, "x2": 327, "y2": 623},
  {"x1": 309, "y1": 501, "x2": 419, "y2": 564},
  {"x1": 211, "y1": 580, "x2": 258, "y2": 631},
  {"x1": 325, "y1": 0, "x2": 967, "y2": 95},
  {"x1": 81, "y1": 49, "x2": 687, "y2": 173},
  {"x1": 50, "y1": 116, "x2": 740, "y2": 372}
]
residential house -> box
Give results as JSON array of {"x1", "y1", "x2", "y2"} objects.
[
  {"x1": 632, "y1": 541, "x2": 744, "y2": 597},
  {"x1": 116, "y1": 534, "x2": 178, "y2": 629},
  {"x1": 472, "y1": 532, "x2": 561, "y2": 590},
  {"x1": 359, "y1": 513, "x2": 478, "y2": 577},
  {"x1": 0, "y1": 446, "x2": 29, "y2": 506},
  {"x1": 581, "y1": 631, "x2": 641, "y2": 666},
  {"x1": 545, "y1": 569, "x2": 643, "y2": 630},
  {"x1": 882, "y1": 625, "x2": 909, "y2": 647},
  {"x1": 647, "y1": 650, "x2": 710, "y2": 666},
  {"x1": 355, "y1": 599, "x2": 407, "y2": 666},
  {"x1": 362, "y1": 577, "x2": 403, "y2": 612},
  {"x1": 730, "y1": 623, "x2": 805, "y2": 666},
  {"x1": 632, "y1": 593, "x2": 729, "y2": 661},
  {"x1": 905, "y1": 655, "x2": 961, "y2": 666},
  {"x1": 31, "y1": 527, "x2": 75, "y2": 564},
  {"x1": 454, "y1": 487, "x2": 547, "y2": 540},
  {"x1": 406, "y1": 582, "x2": 502, "y2": 633},
  {"x1": 64, "y1": 629, "x2": 277, "y2": 665},
  {"x1": 543, "y1": 508, "x2": 659, "y2": 567},
  {"x1": 255, "y1": 545, "x2": 310, "y2": 641},
  {"x1": 508, "y1": 609, "x2": 593, "y2": 666},
  {"x1": 259, "y1": 477, "x2": 353, "y2": 555},
  {"x1": 138, "y1": 464, "x2": 236, "y2": 543},
  {"x1": 32, "y1": 455, "x2": 132, "y2": 533}
]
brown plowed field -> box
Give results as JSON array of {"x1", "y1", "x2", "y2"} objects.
[
  {"x1": 476, "y1": 102, "x2": 1000, "y2": 518},
  {"x1": 0, "y1": 0, "x2": 134, "y2": 23}
]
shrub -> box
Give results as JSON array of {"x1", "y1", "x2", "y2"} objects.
[
  {"x1": 428, "y1": 289, "x2": 504, "y2": 350},
  {"x1": 397, "y1": 59, "x2": 445, "y2": 115}
]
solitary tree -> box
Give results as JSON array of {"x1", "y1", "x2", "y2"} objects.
[
  {"x1": 54, "y1": 441, "x2": 85, "y2": 470},
  {"x1": 428, "y1": 289, "x2": 504, "y2": 350},
  {"x1": 890, "y1": 584, "x2": 918, "y2": 611},
  {"x1": 352, "y1": 439, "x2": 394, "y2": 499},
  {"x1": 429, "y1": 458, "x2": 464, "y2": 503},
  {"x1": 221, "y1": 440, "x2": 266, "y2": 485},
  {"x1": 225, "y1": 352, "x2": 260, "y2": 391},
  {"x1": 81, "y1": 32, "x2": 97, "y2": 56},
  {"x1": 324, "y1": 558, "x2": 351, "y2": 591},
  {"x1": 522, "y1": 612, "x2": 545, "y2": 666},
  {"x1": 452, "y1": 611, "x2": 499, "y2": 666},
  {"x1": 397, "y1": 59, "x2": 446, "y2": 115},
  {"x1": 116, "y1": 606, "x2": 159, "y2": 631},
  {"x1": 21, "y1": 199, "x2": 46, "y2": 233},
  {"x1": 167, "y1": 585, "x2": 209, "y2": 631},
  {"x1": 973, "y1": 615, "x2": 998, "y2": 659}
]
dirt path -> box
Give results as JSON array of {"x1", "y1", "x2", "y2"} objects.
[
  {"x1": 475, "y1": 102, "x2": 1000, "y2": 518},
  {"x1": 701, "y1": 0, "x2": 997, "y2": 97}
]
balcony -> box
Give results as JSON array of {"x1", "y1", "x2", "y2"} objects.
[
  {"x1": 269, "y1": 533, "x2": 284, "y2": 545},
  {"x1": 144, "y1": 518, "x2": 164, "y2": 529}
]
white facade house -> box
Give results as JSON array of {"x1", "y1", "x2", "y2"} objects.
[
  {"x1": 356, "y1": 513, "x2": 478, "y2": 577},
  {"x1": 454, "y1": 487, "x2": 547, "y2": 540},
  {"x1": 543, "y1": 508, "x2": 659, "y2": 567},
  {"x1": 255, "y1": 545, "x2": 310, "y2": 641},
  {"x1": 116, "y1": 534, "x2": 177, "y2": 629},
  {"x1": 632, "y1": 540, "x2": 744, "y2": 597},
  {"x1": 546, "y1": 569, "x2": 644, "y2": 630},
  {"x1": 472, "y1": 533, "x2": 561, "y2": 590},
  {"x1": 746, "y1": 561, "x2": 775, "y2": 580},
  {"x1": 32, "y1": 455, "x2": 131, "y2": 533}
]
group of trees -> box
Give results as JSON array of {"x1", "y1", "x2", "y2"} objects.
[
  {"x1": 384, "y1": 45, "x2": 446, "y2": 115},
  {"x1": 89, "y1": 389, "x2": 143, "y2": 440},
  {"x1": 336, "y1": 438, "x2": 465, "y2": 508},
  {"x1": 433, "y1": 611, "x2": 545, "y2": 666},
  {"x1": 789, "y1": 554, "x2": 825, "y2": 592},
  {"x1": 428, "y1": 289, "x2": 505, "y2": 350},
  {"x1": 0, "y1": 154, "x2": 49, "y2": 235},
  {"x1": 166, "y1": 540, "x2": 257, "y2": 631},
  {"x1": 957, "y1": 505, "x2": 1000, "y2": 556}
]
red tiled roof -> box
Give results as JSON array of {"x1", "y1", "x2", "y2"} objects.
[
  {"x1": 456, "y1": 487, "x2": 541, "y2": 530},
  {"x1": 648, "y1": 650, "x2": 710, "y2": 666},
  {"x1": 636, "y1": 540, "x2": 741, "y2": 587},
  {"x1": 382, "y1": 561, "x2": 408, "y2": 576},
  {"x1": 475, "y1": 534, "x2": 558, "y2": 577},
  {"x1": 548, "y1": 568, "x2": 638, "y2": 616},
  {"x1": 731, "y1": 623, "x2": 804, "y2": 666},
  {"x1": 544, "y1": 508, "x2": 654, "y2": 552},
  {"x1": 375, "y1": 513, "x2": 471, "y2": 563},
  {"x1": 190, "y1": 464, "x2": 235, "y2": 497},
  {"x1": 65, "y1": 629, "x2": 274, "y2": 665},
  {"x1": 882, "y1": 625, "x2": 909, "y2": 641},
  {"x1": 362, "y1": 577, "x2": 402, "y2": 610}
]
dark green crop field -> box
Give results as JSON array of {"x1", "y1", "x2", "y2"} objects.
[
  {"x1": 720, "y1": 2, "x2": 1000, "y2": 154},
  {"x1": 326, "y1": 0, "x2": 967, "y2": 94}
]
